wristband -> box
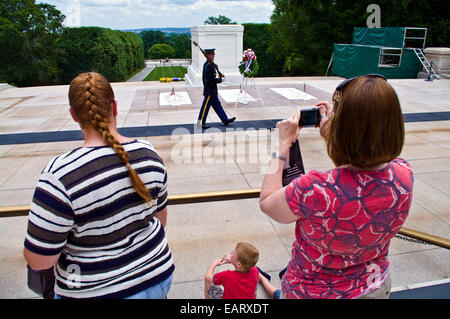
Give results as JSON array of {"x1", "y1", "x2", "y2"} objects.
[{"x1": 272, "y1": 152, "x2": 287, "y2": 161}]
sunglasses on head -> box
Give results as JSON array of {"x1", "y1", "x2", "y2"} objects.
[
  {"x1": 333, "y1": 74, "x2": 387, "y2": 109},
  {"x1": 336, "y1": 74, "x2": 387, "y2": 92}
]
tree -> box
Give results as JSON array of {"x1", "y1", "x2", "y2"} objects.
[
  {"x1": 0, "y1": 18, "x2": 25, "y2": 83},
  {"x1": 242, "y1": 23, "x2": 283, "y2": 77},
  {"x1": 0, "y1": 0, "x2": 61, "y2": 33},
  {"x1": 166, "y1": 33, "x2": 191, "y2": 58},
  {"x1": 0, "y1": 0, "x2": 65, "y2": 86},
  {"x1": 148, "y1": 43, "x2": 176, "y2": 59},
  {"x1": 140, "y1": 30, "x2": 166, "y2": 59},
  {"x1": 204, "y1": 15, "x2": 237, "y2": 25},
  {"x1": 269, "y1": 0, "x2": 360, "y2": 75}
]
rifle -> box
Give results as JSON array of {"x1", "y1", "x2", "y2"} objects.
[{"x1": 190, "y1": 38, "x2": 225, "y2": 78}]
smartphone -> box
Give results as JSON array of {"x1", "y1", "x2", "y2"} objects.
[{"x1": 299, "y1": 108, "x2": 321, "y2": 127}]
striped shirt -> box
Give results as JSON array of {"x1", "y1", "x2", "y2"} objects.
[{"x1": 24, "y1": 139, "x2": 174, "y2": 298}]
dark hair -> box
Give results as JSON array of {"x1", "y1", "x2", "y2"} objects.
[{"x1": 327, "y1": 76, "x2": 404, "y2": 168}]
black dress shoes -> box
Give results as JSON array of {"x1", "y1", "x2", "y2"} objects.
[{"x1": 224, "y1": 117, "x2": 236, "y2": 126}]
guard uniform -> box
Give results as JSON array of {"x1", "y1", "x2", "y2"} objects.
[{"x1": 197, "y1": 49, "x2": 235, "y2": 129}]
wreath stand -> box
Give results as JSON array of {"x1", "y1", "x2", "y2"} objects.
[{"x1": 234, "y1": 75, "x2": 264, "y2": 112}]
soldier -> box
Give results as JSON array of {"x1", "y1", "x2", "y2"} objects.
[{"x1": 197, "y1": 48, "x2": 236, "y2": 129}]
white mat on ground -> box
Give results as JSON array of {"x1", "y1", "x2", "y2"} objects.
[
  {"x1": 270, "y1": 88, "x2": 316, "y2": 100},
  {"x1": 218, "y1": 89, "x2": 256, "y2": 103},
  {"x1": 159, "y1": 91, "x2": 192, "y2": 106}
]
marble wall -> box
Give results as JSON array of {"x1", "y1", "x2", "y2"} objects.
[{"x1": 186, "y1": 24, "x2": 244, "y2": 86}]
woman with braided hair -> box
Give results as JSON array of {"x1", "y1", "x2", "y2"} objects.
[{"x1": 24, "y1": 72, "x2": 174, "y2": 299}]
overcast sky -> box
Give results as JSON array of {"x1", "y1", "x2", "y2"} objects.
[{"x1": 40, "y1": 0, "x2": 275, "y2": 30}]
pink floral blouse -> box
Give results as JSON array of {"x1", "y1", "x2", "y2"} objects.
[{"x1": 283, "y1": 158, "x2": 414, "y2": 298}]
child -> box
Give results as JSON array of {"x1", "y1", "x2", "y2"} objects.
[{"x1": 204, "y1": 242, "x2": 260, "y2": 299}]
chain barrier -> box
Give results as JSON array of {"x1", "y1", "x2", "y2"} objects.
[{"x1": 394, "y1": 234, "x2": 435, "y2": 246}]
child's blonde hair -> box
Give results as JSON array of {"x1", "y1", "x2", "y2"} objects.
[{"x1": 235, "y1": 242, "x2": 259, "y2": 272}]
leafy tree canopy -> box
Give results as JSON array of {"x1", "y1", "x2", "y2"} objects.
[
  {"x1": 0, "y1": 0, "x2": 64, "y2": 34},
  {"x1": 141, "y1": 30, "x2": 166, "y2": 58},
  {"x1": 148, "y1": 43, "x2": 176, "y2": 59},
  {"x1": 0, "y1": 0, "x2": 65, "y2": 86},
  {"x1": 204, "y1": 15, "x2": 237, "y2": 25}
]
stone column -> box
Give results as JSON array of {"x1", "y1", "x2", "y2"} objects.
[
  {"x1": 186, "y1": 24, "x2": 244, "y2": 86},
  {"x1": 424, "y1": 47, "x2": 450, "y2": 79}
]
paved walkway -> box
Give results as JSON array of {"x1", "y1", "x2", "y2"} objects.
[
  {"x1": 127, "y1": 65, "x2": 155, "y2": 82},
  {"x1": 0, "y1": 76, "x2": 449, "y2": 298}
]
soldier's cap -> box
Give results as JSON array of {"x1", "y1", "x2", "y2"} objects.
[{"x1": 204, "y1": 49, "x2": 215, "y2": 55}]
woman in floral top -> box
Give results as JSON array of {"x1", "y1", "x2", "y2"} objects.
[{"x1": 259, "y1": 75, "x2": 413, "y2": 299}]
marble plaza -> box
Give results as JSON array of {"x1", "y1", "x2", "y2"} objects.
[{"x1": 0, "y1": 76, "x2": 449, "y2": 298}]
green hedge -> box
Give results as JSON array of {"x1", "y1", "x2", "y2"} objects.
[{"x1": 59, "y1": 27, "x2": 145, "y2": 84}]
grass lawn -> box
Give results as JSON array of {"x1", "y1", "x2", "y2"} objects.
[{"x1": 143, "y1": 66, "x2": 187, "y2": 81}]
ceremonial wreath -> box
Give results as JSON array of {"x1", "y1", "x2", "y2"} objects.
[{"x1": 239, "y1": 49, "x2": 259, "y2": 78}]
